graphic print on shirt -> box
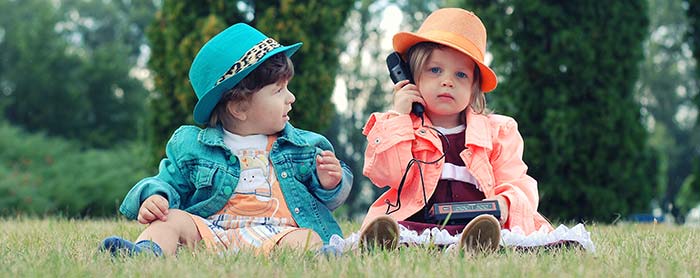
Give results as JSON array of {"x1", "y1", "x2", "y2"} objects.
[{"x1": 225, "y1": 150, "x2": 280, "y2": 217}]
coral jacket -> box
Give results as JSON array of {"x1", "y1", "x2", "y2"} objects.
[{"x1": 361, "y1": 108, "x2": 552, "y2": 235}]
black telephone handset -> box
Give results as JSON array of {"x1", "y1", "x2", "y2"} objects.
[{"x1": 386, "y1": 52, "x2": 424, "y2": 118}]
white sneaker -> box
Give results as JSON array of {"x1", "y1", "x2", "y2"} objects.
[
  {"x1": 359, "y1": 215, "x2": 399, "y2": 250},
  {"x1": 458, "y1": 214, "x2": 501, "y2": 253}
]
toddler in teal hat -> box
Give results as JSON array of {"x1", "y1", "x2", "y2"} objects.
[{"x1": 100, "y1": 23, "x2": 352, "y2": 257}]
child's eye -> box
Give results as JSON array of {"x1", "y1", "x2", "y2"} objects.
[
  {"x1": 430, "y1": 67, "x2": 441, "y2": 74},
  {"x1": 456, "y1": 72, "x2": 467, "y2": 79},
  {"x1": 275, "y1": 81, "x2": 290, "y2": 94}
]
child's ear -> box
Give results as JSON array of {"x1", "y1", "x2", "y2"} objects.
[{"x1": 227, "y1": 101, "x2": 247, "y2": 121}]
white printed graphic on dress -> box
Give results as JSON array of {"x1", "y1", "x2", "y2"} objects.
[{"x1": 228, "y1": 151, "x2": 280, "y2": 216}]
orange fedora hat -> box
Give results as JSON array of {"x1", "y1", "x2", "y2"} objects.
[{"x1": 393, "y1": 8, "x2": 497, "y2": 92}]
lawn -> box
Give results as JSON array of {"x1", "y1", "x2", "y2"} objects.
[{"x1": 0, "y1": 217, "x2": 698, "y2": 277}]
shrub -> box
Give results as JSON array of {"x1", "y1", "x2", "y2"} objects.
[{"x1": 0, "y1": 121, "x2": 151, "y2": 217}]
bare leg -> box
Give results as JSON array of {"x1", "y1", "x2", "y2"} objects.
[{"x1": 136, "y1": 209, "x2": 202, "y2": 256}]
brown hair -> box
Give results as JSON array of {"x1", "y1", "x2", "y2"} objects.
[
  {"x1": 406, "y1": 42, "x2": 489, "y2": 115},
  {"x1": 207, "y1": 53, "x2": 295, "y2": 127}
]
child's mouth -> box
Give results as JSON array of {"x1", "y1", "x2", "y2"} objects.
[{"x1": 437, "y1": 93, "x2": 454, "y2": 100}]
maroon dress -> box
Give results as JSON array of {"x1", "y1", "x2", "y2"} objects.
[{"x1": 400, "y1": 128, "x2": 485, "y2": 235}]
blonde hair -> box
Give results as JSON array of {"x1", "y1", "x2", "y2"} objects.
[
  {"x1": 406, "y1": 42, "x2": 489, "y2": 115},
  {"x1": 208, "y1": 53, "x2": 295, "y2": 127}
]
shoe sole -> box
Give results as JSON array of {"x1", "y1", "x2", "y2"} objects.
[
  {"x1": 359, "y1": 216, "x2": 399, "y2": 250},
  {"x1": 458, "y1": 214, "x2": 501, "y2": 253}
]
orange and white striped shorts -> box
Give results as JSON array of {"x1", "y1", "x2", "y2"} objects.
[{"x1": 191, "y1": 214, "x2": 301, "y2": 255}]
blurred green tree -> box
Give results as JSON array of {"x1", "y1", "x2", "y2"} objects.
[
  {"x1": 146, "y1": 0, "x2": 353, "y2": 166},
  {"x1": 470, "y1": 1, "x2": 656, "y2": 222},
  {"x1": 0, "y1": 0, "x2": 82, "y2": 137},
  {"x1": 637, "y1": 0, "x2": 699, "y2": 223},
  {"x1": 327, "y1": 0, "x2": 383, "y2": 218},
  {"x1": 0, "y1": 0, "x2": 154, "y2": 148},
  {"x1": 686, "y1": 0, "x2": 700, "y2": 218}
]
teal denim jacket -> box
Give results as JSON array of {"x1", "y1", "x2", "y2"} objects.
[{"x1": 119, "y1": 123, "x2": 353, "y2": 243}]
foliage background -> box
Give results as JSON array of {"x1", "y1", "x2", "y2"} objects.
[
  {"x1": 0, "y1": 122, "x2": 149, "y2": 216},
  {"x1": 468, "y1": 1, "x2": 655, "y2": 222},
  {"x1": 145, "y1": 0, "x2": 353, "y2": 163},
  {"x1": 0, "y1": 0, "x2": 154, "y2": 148},
  {"x1": 0, "y1": 0, "x2": 698, "y2": 223}
]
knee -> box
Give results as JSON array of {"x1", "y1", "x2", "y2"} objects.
[
  {"x1": 165, "y1": 209, "x2": 189, "y2": 219},
  {"x1": 300, "y1": 229, "x2": 322, "y2": 244},
  {"x1": 149, "y1": 209, "x2": 198, "y2": 234},
  {"x1": 148, "y1": 209, "x2": 190, "y2": 227},
  {"x1": 279, "y1": 229, "x2": 323, "y2": 247}
]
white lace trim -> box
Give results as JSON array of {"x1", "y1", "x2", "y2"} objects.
[{"x1": 328, "y1": 223, "x2": 595, "y2": 253}]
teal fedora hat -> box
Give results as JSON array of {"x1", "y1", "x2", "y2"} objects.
[{"x1": 189, "y1": 23, "x2": 302, "y2": 124}]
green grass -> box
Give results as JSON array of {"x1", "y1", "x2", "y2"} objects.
[{"x1": 0, "y1": 217, "x2": 698, "y2": 277}]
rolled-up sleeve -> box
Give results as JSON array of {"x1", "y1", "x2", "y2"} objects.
[{"x1": 490, "y1": 118, "x2": 542, "y2": 233}]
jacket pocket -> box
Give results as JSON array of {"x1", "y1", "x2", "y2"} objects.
[
  {"x1": 189, "y1": 165, "x2": 219, "y2": 205},
  {"x1": 413, "y1": 128, "x2": 441, "y2": 159},
  {"x1": 283, "y1": 151, "x2": 316, "y2": 183}
]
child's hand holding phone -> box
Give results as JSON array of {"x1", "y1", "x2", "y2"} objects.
[{"x1": 386, "y1": 52, "x2": 424, "y2": 117}]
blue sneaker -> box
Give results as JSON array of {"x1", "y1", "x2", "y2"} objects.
[
  {"x1": 316, "y1": 244, "x2": 342, "y2": 257},
  {"x1": 100, "y1": 236, "x2": 163, "y2": 257}
]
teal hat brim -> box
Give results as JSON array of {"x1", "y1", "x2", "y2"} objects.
[{"x1": 192, "y1": 42, "x2": 302, "y2": 124}]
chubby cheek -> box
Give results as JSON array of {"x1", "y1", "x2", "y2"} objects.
[
  {"x1": 459, "y1": 94, "x2": 472, "y2": 107},
  {"x1": 416, "y1": 77, "x2": 433, "y2": 92}
]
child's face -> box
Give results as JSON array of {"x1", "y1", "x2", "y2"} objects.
[
  {"x1": 234, "y1": 80, "x2": 295, "y2": 135},
  {"x1": 416, "y1": 47, "x2": 476, "y2": 127}
]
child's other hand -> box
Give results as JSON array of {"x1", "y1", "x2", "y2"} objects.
[
  {"x1": 137, "y1": 194, "x2": 169, "y2": 224},
  {"x1": 316, "y1": 150, "x2": 342, "y2": 190},
  {"x1": 392, "y1": 80, "x2": 424, "y2": 114},
  {"x1": 484, "y1": 196, "x2": 509, "y2": 225}
]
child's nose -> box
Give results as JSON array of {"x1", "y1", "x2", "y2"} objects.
[
  {"x1": 287, "y1": 91, "x2": 296, "y2": 104},
  {"x1": 441, "y1": 79, "x2": 454, "y2": 87}
]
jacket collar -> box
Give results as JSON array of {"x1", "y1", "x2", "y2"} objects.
[
  {"x1": 275, "y1": 123, "x2": 309, "y2": 147},
  {"x1": 412, "y1": 107, "x2": 493, "y2": 151},
  {"x1": 465, "y1": 108, "x2": 493, "y2": 151},
  {"x1": 197, "y1": 123, "x2": 307, "y2": 148},
  {"x1": 198, "y1": 124, "x2": 227, "y2": 148}
]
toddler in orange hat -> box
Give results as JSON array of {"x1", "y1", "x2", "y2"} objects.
[{"x1": 358, "y1": 8, "x2": 553, "y2": 253}]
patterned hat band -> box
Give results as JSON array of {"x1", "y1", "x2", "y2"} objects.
[{"x1": 216, "y1": 38, "x2": 282, "y2": 85}]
